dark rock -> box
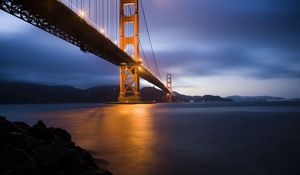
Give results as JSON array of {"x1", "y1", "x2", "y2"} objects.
[
  {"x1": 0, "y1": 145, "x2": 37, "y2": 175},
  {"x1": 31, "y1": 144, "x2": 105, "y2": 175},
  {"x1": 0, "y1": 116, "x2": 17, "y2": 133},
  {"x1": 49, "y1": 127, "x2": 72, "y2": 144},
  {"x1": 2, "y1": 132, "x2": 39, "y2": 150},
  {"x1": 59, "y1": 147, "x2": 97, "y2": 174},
  {"x1": 0, "y1": 116, "x2": 112, "y2": 175},
  {"x1": 28, "y1": 121, "x2": 54, "y2": 144},
  {"x1": 13, "y1": 122, "x2": 30, "y2": 132},
  {"x1": 0, "y1": 116, "x2": 6, "y2": 122},
  {"x1": 32, "y1": 144, "x2": 65, "y2": 174}
]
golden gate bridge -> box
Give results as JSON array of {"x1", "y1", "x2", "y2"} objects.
[{"x1": 0, "y1": 0, "x2": 173, "y2": 103}]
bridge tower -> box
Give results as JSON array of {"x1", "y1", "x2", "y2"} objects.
[
  {"x1": 166, "y1": 73, "x2": 173, "y2": 102},
  {"x1": 118, "y1": 0, "x2": 141, "y2": 103}
]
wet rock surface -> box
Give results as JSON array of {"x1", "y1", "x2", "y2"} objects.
[{"x1": 0, "y1": 116, "x2": 112, "y2": 175}]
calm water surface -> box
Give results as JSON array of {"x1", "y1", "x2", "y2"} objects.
[{"x1": 1, "y1": 103, "x2": 300, "y2": 175}]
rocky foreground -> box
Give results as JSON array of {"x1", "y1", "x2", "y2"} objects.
[{"x1": 0, "y1": 116, "x2": 112, "y2": 175}]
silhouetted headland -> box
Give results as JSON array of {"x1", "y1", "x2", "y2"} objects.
[{"x1": 0, "y1": 116, "x2": 112, "y2": 175}]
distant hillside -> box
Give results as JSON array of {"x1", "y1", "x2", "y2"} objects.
[
  {"x1": 140, "y1": 87, "x2": 167, "y2": 102},
  {"x1": 0, "y1": 82, "x2": 234, "y2": 104},
  {"x1": 0, "y1": 82, "x2": 167, "y2": 104},
  {"x1": 291, "y1": 98, "x2": 300, "y2": 102},
  {"x1": 227, "y1": 95, "x2": 287, "y2": 102},
  {"x1": 173, "y1": 91, "x2": 233, "y2": 102}
]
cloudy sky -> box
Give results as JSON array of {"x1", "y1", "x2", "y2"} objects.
[{"x1": 0, "y1": 0, "x2": 300, "y2": 98}]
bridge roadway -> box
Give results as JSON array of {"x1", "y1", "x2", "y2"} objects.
[{"x1": 0, "y1": 0, "x2": 171, "y2": 94}]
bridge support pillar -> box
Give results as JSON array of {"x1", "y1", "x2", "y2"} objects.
[
  {"x1": 166, "y1": 74, "x2": 173, "y2": 102},
  {"x1": 118, "y1": 0, "x2": 141, "y2": 103},
  {"x1": 118, "y1": 65, "x2": 141, "y2": 103}
]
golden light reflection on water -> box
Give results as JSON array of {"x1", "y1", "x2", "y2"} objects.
[
  {"x1": 34, "y1": 104, "x2": 159, "y2": 175},
  {"x1": 99, "y1": 104, "x2": 157, "y2": 172}
]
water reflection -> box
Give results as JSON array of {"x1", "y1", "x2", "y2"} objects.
[
  {"x1": 99, "y1": 105, "x2": 157, "y2": 174},
  {"x1": 32, "y1": 104, "x2": 159, "y2": 175}
]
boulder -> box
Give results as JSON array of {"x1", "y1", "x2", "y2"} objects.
[
  {"x1": 28, "y1": 121, "x2": 54, "y2": 144},
  {"x1": 1, "y1": 132, "x2": 39, "y2": 150},
  {"x1": 14, "y1": 121, "x2": 30, "y2": 132},
  {"x1": 0, "y1": 116, "x2": 112, "y2": 175},
  {"x1": 0, "y1": 145, "x2": 37, "y2": 175},
  {"x1": 48, "y1": 127, "x2": 72, "y2": 145},
  {"x1": 0, "y1": 116, "x2": 17, "y2": 133}
]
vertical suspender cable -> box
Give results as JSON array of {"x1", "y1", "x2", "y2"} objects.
[
  {"x1": 99, "y1": 0, "x2": 101, "y2": 30},
  {"x1": 106, "y1": 0, "x2": 109, "y2": 38},
  {"x1": 129, "y1": 5, "x2": 150, "y2": 67},
  {"x1": 101, "y1": 0, "x2": 103, "y2": 30},
  {"x1": 116, "y1": 0, "x2": 118, "y2": 43},
  {"x1": 100, "y1": 0, "x2": 102, "y2": 29},
  {"x1": 108, "y1": 0, "x2": 110, "y2": 39},
  {"x1": 95, "y1": 0, "x2": 98, "y2": 28},
  {"x1": 88, "y1": 0, "x2": 90, "y2": 19},
  {"x1": 140, "y1": 0, "x2": 162, "y2": 80},
  {"x1": 139, "y1": 40, "x2": 150, "y2": 69},
  {"x1": 100, "y1": 0, "x2": 102, "y2": 31}
]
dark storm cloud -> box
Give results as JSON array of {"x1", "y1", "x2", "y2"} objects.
[
  {"x1": 154, "y1": 45, "x2": 300, "y2": 79},
  {"x1": 0, "y1": 22, "x2": 118, "y2": 88},
  {"x1": 146, "y1": 0, "x2": 300, "y2": 34},
  {"x1": 143, "y1": 0, "x2": 300, "y2": 46}
]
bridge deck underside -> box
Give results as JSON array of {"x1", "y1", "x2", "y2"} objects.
[{"x1": 0, "y1": 0, "x2": 171, "y2": 94}]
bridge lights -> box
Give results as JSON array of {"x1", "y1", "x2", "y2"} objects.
[
  {"x1": 79, "y1": 10, "x2": 85, "y2": 18},
  {"x1": 100, "y1": 28, "x2": 105, "y2": 34}
]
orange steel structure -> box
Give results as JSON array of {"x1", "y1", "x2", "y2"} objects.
[
  {"x1": 118, "y1": 0, "x2": 141, "y2": 103},
  {"x1": 166, "y1": 74, "x2": 173, "y2": 102}
]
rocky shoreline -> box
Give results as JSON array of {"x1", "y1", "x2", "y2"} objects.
[{"x1": 0, "y1": 116, "x2": 112, "y2": 175}]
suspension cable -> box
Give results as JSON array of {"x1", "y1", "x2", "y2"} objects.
[
  {"x1": 139, "y1": 39, "x2": 150, "y2": 70},
  {"x1": 140, "y1": 0, "x2": 162, "y2": 80},
  {"x1": 128, "y1": 5, "x2": 151, "y2": 72},
  {"x1": 116, "y1": 0, "x2": 118, "y2": 43}
]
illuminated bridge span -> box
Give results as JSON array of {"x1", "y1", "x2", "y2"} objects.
[{"x1": 0, "y1": 0, "x2": 173, "y2": 103}]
